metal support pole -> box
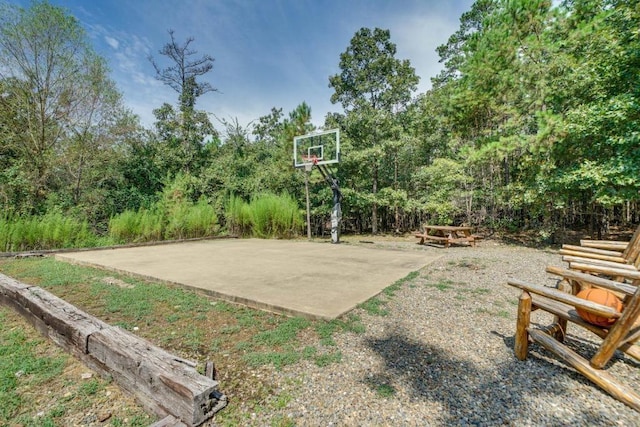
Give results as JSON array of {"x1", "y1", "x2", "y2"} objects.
[{"x1": 317, "y1": 164, "x2": 342, "y2": 244}]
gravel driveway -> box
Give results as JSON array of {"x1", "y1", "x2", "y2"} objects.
[{"x1": 253, "y1": 239, "x2": 640, "y2": 426}]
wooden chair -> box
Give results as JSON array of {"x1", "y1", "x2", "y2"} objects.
[
  {"x1": 559, "y1": 225, "x2": 640, "y2": 282},
  {"x1": 560, "y1": 224, "x2": 640, "y2": 266},
  {"x1": 507, "y1": 267, "x2": 640, "y2": 411}
]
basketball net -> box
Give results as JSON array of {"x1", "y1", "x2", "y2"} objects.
[{"x1": 302, "y1": 155, "x2": 318, "y2": 172}]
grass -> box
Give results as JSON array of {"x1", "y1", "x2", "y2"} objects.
[
  {"x1": 225, "y1": 192, "x2": 303, "y2": 239},
  {"x1": 0, "y1": 258, "x2": 419, "y2": 424},
  {"x1": 0, "y1": 211, "x2": 103, "y2": 252},
  {"x1": 425, "y1": 279, "x2": 456, "y2": 291},
  {"x1": 375, "y1": 383, "x2": 397, "y2": 398},
  {"x1": 357, "y1": 271, "x2": 422, "y2": 317},
  {"x1": 0, "y1": 256, "x2": 354, "y2": 425},
  {"x1": 358, "y1": 298, "x2": 389, "y2": 316},
  {"x1": 0, "y1": 308, "x2": 150, "y2": 426}
]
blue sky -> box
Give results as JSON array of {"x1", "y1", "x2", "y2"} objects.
[{"x1": 14, "y1": 0, "x2": 475, "y2": 129}]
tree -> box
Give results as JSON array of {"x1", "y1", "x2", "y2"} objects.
[
  {"x1": 149, "y1": 29, "x2": 216, "y2": 113},
  {"x1": 329, "y1": 27, "x2": 419, "y2": 233},
  {"x1": 149, "y1": 30, "x2": 217, "y2": 174},
  {"x1": 0, "y1": 1, "x2": 126, "y2": 214}
]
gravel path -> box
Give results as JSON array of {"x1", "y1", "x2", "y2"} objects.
[{"x1": 258, "y1": 239, "x2": 640, "y2": 426}]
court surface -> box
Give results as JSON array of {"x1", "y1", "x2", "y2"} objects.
[{"x1": 56, "y1": 239, "x2": 440, "y2": 320}]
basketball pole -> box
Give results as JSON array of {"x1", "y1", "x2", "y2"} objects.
[
  {"x1": 316, "y1": 164, "x2": 342, "y2": 244},
  {"x1": 304, "y1": 164, "x2": 312, "y2": 240}
]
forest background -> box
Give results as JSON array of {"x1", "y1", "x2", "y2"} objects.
[{"x1": 0, "y1": 0, "x2": 639, "y2": 251}]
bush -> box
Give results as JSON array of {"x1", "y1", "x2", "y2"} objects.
[
  {"x1": 226, "y1": 192, "x2": 303, "y2": 239},
  {"x1": 109, "y1": 199, "x2": 218, "y2": 243},
  {"x1": 0, "y1": 211, "x2": 97, "y2": 252}
]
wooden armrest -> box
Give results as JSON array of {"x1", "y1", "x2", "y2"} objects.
[
  {"x1": 567, "y1": 262, "x2": 640, "y2": 280},
  {"x1": 546, "y1": 266, "x2": 637, "y2": 297},
  {"x1": 508, "y1": 278, "x2": 622, "y2": 319},
  {"x1": 562, "y1": 255, "x2": 636, "y2": 270}
]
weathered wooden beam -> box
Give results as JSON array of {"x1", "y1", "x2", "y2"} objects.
[
  {"x1": 0, "y1": 273, "x2": 109, "y2": 358},
  {"x1": 0, "y1": 273, "x2": 226, "y2": 426},
  {"x1": 88, "y1": 327, "x2": 226, "y2": 426},
  {"x1": 150, "y1": 415, "x2": 188, "y2": 427}
]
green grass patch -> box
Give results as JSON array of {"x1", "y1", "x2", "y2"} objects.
[
  {"x1": 383, "y1": 270, "x2": 420, "y2": 297},
  {"x1": 426, "y1": 279, "x2": 456, "y2": 291},
  {"x1": 252, "y1": 317, "x2": 310, "y2": 346},
  {"x1": 358, "y1": 297, "x2": 389, "y2": 316},
  {"x1": 314, "y1": 351, "x2": 342, "y2": 367},
  {"x1": 0, "y1": 309, "x2": 67, "y2": 423},
  {"x1": 497, "y1": 310, "x2": 511, "y2": 318},
  {"x1": 244, "y1": 350, "x2": 302, "y2": 370}
]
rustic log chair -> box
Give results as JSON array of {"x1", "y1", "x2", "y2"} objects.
[
  {"x1": 559, "y1": 225, "x2": 640, "y2": 283},
  {"x1": 507, "y1": 266, "x2": 640, "y2": 411},
  {"x1": 560, "y1": 224, "x2": 640, "y2": 267}
]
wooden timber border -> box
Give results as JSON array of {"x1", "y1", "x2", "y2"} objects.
[{"x1": 0, "y1": 273, "x2": 226, "y2": 426}]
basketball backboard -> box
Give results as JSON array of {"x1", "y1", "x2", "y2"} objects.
[{"x1": 293, "y1": 128, "x2": 340, "y2": 168}]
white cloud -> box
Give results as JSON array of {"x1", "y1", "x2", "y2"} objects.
[
  {"x1": 104, "y1": 35, "x2": 119, "y2": 50},
  {"x1": 390, "y1": 13, "x2": 461, "y2": 93}
]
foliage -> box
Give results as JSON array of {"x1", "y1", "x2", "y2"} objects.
[
  {"x1": 0, "y1": 1, "x2": 130, "y2": 219},
  {"x1": 225, "y1": 193, "x2": 303, "y2": 239},
  {"x1": 329, "y1": 27, "x2": 420, "y2": 234},
  {"x1": 0, "y1": 211, "x2": 99, "y2": 252},
  {"x1": 2, "y1": 1, "x2": 640, "y2": 241},
  {"x1": 109, "y1": 174, "x2": 219, "y2": 243}
]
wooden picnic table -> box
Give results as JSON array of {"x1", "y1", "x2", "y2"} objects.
[{"x1": 415, "y1": 225, "x2": 478, "y2": 248}]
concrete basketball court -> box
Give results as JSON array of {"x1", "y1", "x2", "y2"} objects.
[{"x1": 56, "y1": 239, "x2": 440, "y2": 320}]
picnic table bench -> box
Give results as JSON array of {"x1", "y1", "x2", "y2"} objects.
[{"x1": 415, "y1": 225, "x2": 479, "y2": 248}]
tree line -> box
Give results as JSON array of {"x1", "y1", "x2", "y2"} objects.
[{"x1": 1, "y1": 0, "x2": 638, "y2": 248}]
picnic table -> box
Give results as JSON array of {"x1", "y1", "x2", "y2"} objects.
[{"x1": 414, "y1": 225, "x2": 478, "y2": 248}]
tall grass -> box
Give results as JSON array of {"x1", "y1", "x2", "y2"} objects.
[
  {"x1": 0, "y1": 212, "x2": 97, "y2": 252},
  {"x1": 225, "y1": 194, "x2": 252, "y2": 236},
  {"x1": 165, "y1": 198, "x2": 218, "y2": 239},
  {"x1": 109, "y1": 198, "x2": 218, "y2": 243},
  {"x1": 226, "y1": 192, "x2": 303, "y2": 239}
]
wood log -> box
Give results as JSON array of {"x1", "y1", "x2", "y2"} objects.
[
  {"x1": 561, "y1": 244, "x2": 625, "y2": 257},
  {"x1": 562, "y1": 255, "x2": 637, "y2": 271},
  {"x1": 0, "y1": 273, "x2": 226, "y2": 426},
  {"x1": 559, "y1": 249, "x2": 627, "y2": 264},
  {"x1": 568, "y1": 262, "x2": 640, "y2": 281},
  {"x1": 545, "y1": 266, "x2": 637, "y2": 297},
  {"x1": 580, "y1": 240, "x2": 629, "y2": 251},
  {"x1": 150, "y1": 416, "x2": 188, "y2": 427},
  {"x1": 0, "y1": 273, "x2": 109, "y2": 356},
  {"x1": 528, "y1": 328, "x2": 640, "y2": 412},
  {"x1": 88, "y1": 326, "x2": 226, "y2": 426},
  {"x1": 508, "y1": 279, "x2": 622, "y2": 319},
  {"x1": 515, "y1": 291, "x2": 531, "y2": 360}
]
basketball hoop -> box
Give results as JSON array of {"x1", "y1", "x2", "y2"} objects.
[{"x1": 301, "y1": 155, "x2": 318, "y2": 171}]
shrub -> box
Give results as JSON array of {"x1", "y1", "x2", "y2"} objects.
[
  {"x1": 0, "y1": 211, "x2": 96, "y2": 252},
  {"x1": 226, "y1": 192, "x2": 303, "y2": 239}
]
